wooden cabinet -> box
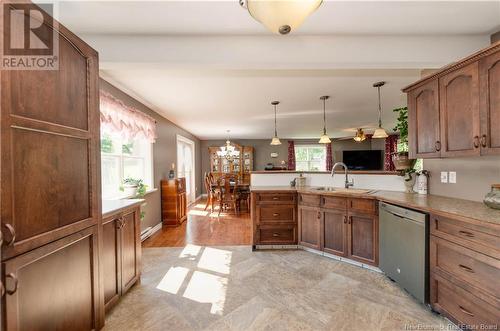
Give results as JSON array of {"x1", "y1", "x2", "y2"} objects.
[
  {"x1": 323, "y1": 209, "x2": 347, "y2": 256},
  {"x1": 102, "y1": 205, "x2": 141, "y2": 313},
  {"x1": 161, "y1": 178, "x2": 187, "y2": 226},
  {"x1": 298, "y1": 205, "x2": 322, "y2": 250},
  {"x1": 429, "y1": 213, "x2": 500, "y2": 329},
  {"x1": 347, "y1": 211, "x2": 378, "y2": 265},
  {"x1": 408, "y1": 79, "x2": 441, "y2": 158},
  {"x1": 0, "y1": 2, "x2": 103, "y2": 329},
  {"x1": 404, "y1": 43, "x2": 499, "y2": 159},
  {"x1": 251, "y1": 191, "x2": 297, "y2": 247},
  {"x1": 209, "y1": 144, "x2": 254, "y2": 185}
]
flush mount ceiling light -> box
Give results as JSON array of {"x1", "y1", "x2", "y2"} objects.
[
  {"x1": 270, "y1": 101, "x2": 282, "y2": 145},
  {"x1": 372, "y1": 81, "x2": 389, "y2": 139},
  {"x1": 239, "y1": 0, "x2": 323, "y2": 35},
  {"x1": 353, "y1": 128, "x2": 366, "y2": 142},
  {"x1": 318, "y1": 95, "x2": 331, "y2": 144}
]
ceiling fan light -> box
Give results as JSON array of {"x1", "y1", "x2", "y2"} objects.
[
  {"x1": 372, "y1": 127, "x2": 389, "y2": 139},
  {"x1": 270, "y1": 136, "x2": 282, "y2": 145},
  {"x1": 353, "y1": 128, "x2": 366, "y2": 142},
  {"x1": 245, "y1": 0, "x2": 322, "y2": 35},
  {"x1": 318, "y1": 133, "x2": 331, "y2": 144}
]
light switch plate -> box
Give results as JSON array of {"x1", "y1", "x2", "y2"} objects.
[
  {"x1": 440, "y1": 171, "x2": 448, "y2": 183},
  {"x1": 449, "y1": 171, "x2": 457, "y2": 183}
]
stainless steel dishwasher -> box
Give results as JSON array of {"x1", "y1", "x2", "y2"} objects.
[{"x1": 379, "y1": 202, "x2": 429, "y2": 304}]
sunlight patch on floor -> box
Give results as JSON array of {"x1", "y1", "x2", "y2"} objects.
[
  {"x1": 179, "y1": 244, "x2": 202, "y2": 259},
  {"x1": 198, "y1": 247, "x2": 232, "y2": 275},
  {"x1": 188, "y1": 209, "x2": 210, "y2": 217},
  {"x1": 156, "y1": 266, "x2": 189, "y2": 294},
  {"x1": 183, "y1": 271, "x2": 228, "y2": 316}
]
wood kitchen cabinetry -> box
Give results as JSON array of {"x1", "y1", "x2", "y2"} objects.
[
  {"x1": 102, "y1": 205, "x2": 141, "y2": 312},
  {"x1": 404, "y1": 43, "x2": 500, "y2": 158},
  {"x1": 298, "y1": 205, "x2": 322, "y2": 250},
  {"x1": 0, "y1": 2, "x2": 103, "y2": 329}
]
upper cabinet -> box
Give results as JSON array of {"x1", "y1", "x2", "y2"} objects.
[{"x1": 404, "y1": 43, "x2": 500, "y2": 158}]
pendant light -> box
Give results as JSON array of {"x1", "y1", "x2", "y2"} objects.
[
  {"x1": 318, "y1": 95, "x2": 331, "y2": 144},
  {"x1": 372, "y1": 81, "x2": 389, "y2": 139},
  {"x1": 239, "y1": 0, "x2": 323, "y2": 35},
  {"x1": 270, "y1": 101, "x2": 282, "y2": 145},
  {"x1": 353, "y1": 128, "x2": 366, "y2": 142}
]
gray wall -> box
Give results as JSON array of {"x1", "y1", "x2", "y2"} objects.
[
  {"x1": 100, "y1": 79, "x2": 202, "y2": 231},
  {"x1": 424, "y1": 156, "x2": 500, "y2": 202}
]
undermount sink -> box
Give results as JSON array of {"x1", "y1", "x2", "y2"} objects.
[{"x1": 312, "y1": 187, "x2": 373, "y2": 194}]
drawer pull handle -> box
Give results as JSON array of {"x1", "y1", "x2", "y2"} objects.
[
  {"x1": 458, "y1": 305, "x2": 474, "y2": 317},
  {"x1": 272, "y1": 197, "x2": 279, "y2": 200},
  {"x1": 481, "y1": 134, "x2": 487, "y2": 148},
  {"x1": 458, "y1": 230, "x2": 474, "y2": 238},
  {"x1": 458, "y1": 264, "x2": 474, "y2": 273},
  {"x1": 343, "y1": 216, "x2": 347, "y2": 224},
  {"x1": 473, "y1": 136, "x2": 480, "y2": 148},
  {"x1": 5, "y1": 273, "x2": 18, "y2": 295},
  {"x1": 272, "y1": 233, "x2": 280, "y2": 237},
  {"x1": 435, "y1": 140, "x2": 441, "y2": 151},
  {"x1": 273, "y1": 213, "x2": 279, "y2": 217},
  {"x1": 3, "y1": 223, "x2": 16, "y2": 246}
]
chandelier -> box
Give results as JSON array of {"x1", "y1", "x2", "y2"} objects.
[{"x1": 217, "y1": 130, "x2": 240, "y2": 162}]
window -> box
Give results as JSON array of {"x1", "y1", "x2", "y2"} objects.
[
  {"x1": 295, "y1": 145, "x2": 326, "y2": 171},
  {"x1": 177, "y1": 135, "x2": 196, "y2": 204},
  {"x1": 101, "y1": 133, "x2": 153, "y2": 199}
]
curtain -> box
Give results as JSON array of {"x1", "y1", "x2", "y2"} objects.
[
  {"x1": 100, "y1": 90, "x2": 157, "y2": 143},
  {"x1": 325, "y1": 142, "x2": 333, "y2": 171},
  {"x1": 287, "y1": 140, "x2": 296, "y2": 170},
  {"x1": 384, "y1": 135, "x2": 398, "y2": 171}
]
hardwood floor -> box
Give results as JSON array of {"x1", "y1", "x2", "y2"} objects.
[{"x1": 142, "y1": 199, "x2": 252, "y2": 247}]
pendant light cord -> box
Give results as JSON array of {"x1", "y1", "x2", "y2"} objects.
[
  {"x1": 323, "y1": 98, "x2": 327, "y2": 135},
  {"x1": 274, "y1": 104, "x2": 278, "y2": 137},
  {"x1": 377, "y1": 86, "x2": 382, "y2": 128}
]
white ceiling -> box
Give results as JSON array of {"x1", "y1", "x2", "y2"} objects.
[{"x1": 52, "y1": 1, "x2": 500, "y2": 140}]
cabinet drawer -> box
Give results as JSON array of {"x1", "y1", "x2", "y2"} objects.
[
  {"x1": 431, "y1": 236, "x2": 500, "y2": 299},
  {"x1": 299, "y1": 193, "x2": 321, "y2": 207},
  {"x1": 431, "y1": 273, "x2": 500, "y2": 329},
  {"x1": 430, "y1": 214, "x2": 500, "y2": 255},
  {"x1": 259, "y1": 205, "x2": 296, "y2": 222},
  {"x1": 257, "y1": 193, "x2": 296, "y2": 204},
  {"x1": 348, "y1": 198, "x2": 376, "y2": 214},
  {"x1": 258, "y1": 225, "x2": 297, "y2": 244},
  {"x1": 323, "y1": 196, "x2": 347, "y2": 209}
]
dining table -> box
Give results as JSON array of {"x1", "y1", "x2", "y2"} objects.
[{"x1": 210, "y1": 182, "x2": 251, "y2": 213}]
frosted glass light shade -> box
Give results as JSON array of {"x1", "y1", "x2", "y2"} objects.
[
  {"x1": 246, "y1": 0, "x2": 323, "y2": 35},
  {"x1": 318, "y1": 133, "x2": 331, "y2": 144},
  {"x1": 270, "y1": 136, "x2": 282, "y2": 145},
  {"x1": 372, "y1": 127, "x2": 389, "y2": 139}
]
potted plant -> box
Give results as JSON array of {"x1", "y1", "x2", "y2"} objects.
[
  {"x1": 392, "y1": 106, "x2": 416, "y2": 170},
  {"x1": 121, "y1": 178, "x2": 147, "y2": 197}
]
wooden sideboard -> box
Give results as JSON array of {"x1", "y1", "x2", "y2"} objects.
[
  {"x1": 161, "y1": 178, "x2": 187, "y2": 226},
  {"x1": 403, "y1": 43, "x2": 500, "y2": 158}
]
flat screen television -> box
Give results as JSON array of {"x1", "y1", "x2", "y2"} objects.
[{"x1": 343, "y1": 150, "x2": 383, "y2": 171}]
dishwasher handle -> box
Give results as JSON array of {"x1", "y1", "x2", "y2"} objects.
[{"x1": 381, "y1": 208, "x2": 426, "y2": 226}]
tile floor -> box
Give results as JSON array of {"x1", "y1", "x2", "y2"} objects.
[{"x1": 104, "y1": 246, "x2": 450, "y2": 331}]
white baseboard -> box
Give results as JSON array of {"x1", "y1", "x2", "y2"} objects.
[{"x1": 141, "y1": 222, "x2": 162, "y2": 242}]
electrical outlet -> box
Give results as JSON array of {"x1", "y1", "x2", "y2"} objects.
[
  {"x1": 440, "y1": 171, "x2": 448, "y2": 183},
  {"x1": 449, "y1": 171, "x2": 457, "y2": 184}
]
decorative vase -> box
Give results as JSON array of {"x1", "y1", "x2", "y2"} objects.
[
  {"x1": 404, "y1": 175, "x2": 417, "y2": 193},
  {"x1": 392, "y1": 152, "x2": 416, "y2": 171},
  {"x1": 484, "y1": 184, "x2": 500, "y2": 210}
]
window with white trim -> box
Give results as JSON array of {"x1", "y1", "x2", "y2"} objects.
[
  {"x1": 295, "y1": 145, "x2": 326, "y2": 171},
  {"x1": 101, "y1": 133, "x2": 153, "y2": 199}
]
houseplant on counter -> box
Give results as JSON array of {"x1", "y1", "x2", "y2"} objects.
[{"x1": 392, "y1": 106, "x2": 416, "y2": 171}]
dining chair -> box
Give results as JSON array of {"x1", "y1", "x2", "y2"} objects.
[{"x1": 217, "y1": 174, "x2": 239, "y2": 216}]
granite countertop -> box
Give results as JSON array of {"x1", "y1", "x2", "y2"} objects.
[
  {"x1": 250, "y1": 186, "x2": 500, "y2": 225},
  {"x1": 102, "y1": 199, "x2": 144, "y2": 218}
]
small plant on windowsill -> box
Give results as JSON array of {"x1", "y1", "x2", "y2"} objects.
[
  {"x1": 392, "y1": 106, "x2": 416, "y2": 171},
  {"x1": 120, "y1": 178, "x2": 147, "y2": 198}
]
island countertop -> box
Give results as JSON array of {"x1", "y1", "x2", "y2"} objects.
[
  {"x1": 250, "y1": 186, "x2": 500, "y2": 226},
  {"x1": 102, "y1": 199, "x2": 144, "y2": 218}
]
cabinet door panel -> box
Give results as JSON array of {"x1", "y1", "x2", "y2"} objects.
[
  {"x1": 439, "y1": 62, "x2": 480, "y2": 157},
  {"x1": 298, "y1": 206, "x2": 321, "y2": 250},
  {"x1": 103, "y1": 219, "x2": 121, "y2": 312},
  {"x1": 3, "y1": 226, "x2": 100, "y2": 331},
  {"x1": 348, "y1": 213, "x2": 378, "y2": 265},
  {"x1": 323, "y1": 210, "x2": 347, "y2": 257},
  {"x1": 121, "y1": 211, "x2": 140, "y2": 293},
  {"x1": 408, "y1": 79, "x2": 441, "y2": 158},
  {"x1": 479, "y1": 50, "x2": 500, "y2": 155}
]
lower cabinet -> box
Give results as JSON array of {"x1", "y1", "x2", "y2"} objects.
[
  {"x1": 323, "y1": 209, "x2": 347, "y2": 257},
  {"x1": 2, "y1": 226, "x2": 102, "y2": 331},
  {"x1": 298, "y1": 205, "x2": 322, "y2": 250},
  {"x1": 102, "y1": 206, "x2": 141, "y2": 313},
  {"x1": 347, "y1": 211, "x2": 378, "y2": 265}
]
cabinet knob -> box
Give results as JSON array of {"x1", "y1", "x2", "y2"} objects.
[
  {"x1": 343, "y1": 216, "x2": 347, "y2": 224},
  {"x1": 5, "y1": 273, "x2": 18, "y2": 295},
  {"x1": 435, "y1": 140, "x2": 441, "y2": 152},
  {"x1": 481, "y1": 134, "x2": 487, "y2": 148},
  {"x1": 3, "y1": 223, "x2": 16, "y2": 246},
  {"x1": 473, "y1": 136, "x2": 480, "y2": 148}
]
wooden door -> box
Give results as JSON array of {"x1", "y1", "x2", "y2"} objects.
[
  {"x1": 3, "y1": 226, "x2": 100, "y2": 331},
  {"x1": 439, "y1": 62, "x2": 481, "y2": 157},
  {"x1": 0, "y1": 3, "x2": 100, "y2": 260},
  {"x1": 298, "y1": 206, "x2": 322, "y2": 250},
  {"x1": 323, "y1": 209, "x2": 347, "y2": 257},
  {"x1": 102, "y1": 218, "x2": 121, "y2": 312},
  {"x1": 120, "y1": 211, "x2": 141, "y2": 294},
  {"x1": 347, "y1": 212, "x2": 378, "y2": 265},
  {"x1": 479, "y1": 50, "x2": 500, "y2": 155},
  {"x1": 408, "y1": 79, "x2": 441, "y2": 158}
]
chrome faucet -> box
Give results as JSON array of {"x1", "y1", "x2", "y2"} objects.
[{"x1": 331, "y1": 162, "x2": 354, "y2": 189}]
